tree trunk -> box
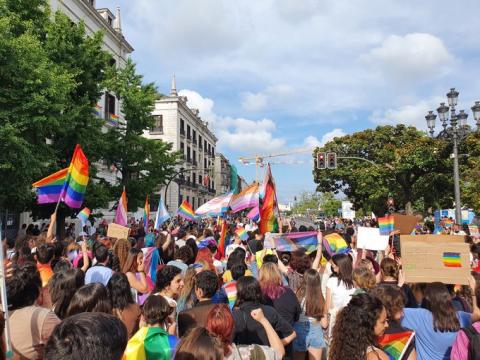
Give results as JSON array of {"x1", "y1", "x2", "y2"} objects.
[{"x1": 405, "y1": 201, "x2": 413, "y2": 215}]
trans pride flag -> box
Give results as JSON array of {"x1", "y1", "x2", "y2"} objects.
[
  {"x1": 195, "y1": 192, "x2": 232, "y2": 217},
  {"x1": 378, "y1": 330, "x2": 415, "y2": 360}
]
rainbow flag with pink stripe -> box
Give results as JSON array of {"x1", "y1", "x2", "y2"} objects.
[
  {"x1": 177, "y1": 200, "x2": 198, "y2": 222},
  {"x1": 265, "y1": 231, "x2": 318, "y2": 253},
  {"x1": 378, "y1": 215, "x2": 394, "y2": 235},
  {"x1": 235, "y1": 227, "x2": 249, "y2": 241},
  {"x1": 246, "y1": 206, "x2": 260, "y2": 222},
  {"x1": 32, "y1": 168, "x2": 68, "y2": 204},
  {"x1": 378, "y1": 330, "x2": 415, "y2": 360}
]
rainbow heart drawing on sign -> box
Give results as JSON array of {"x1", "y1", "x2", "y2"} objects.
[{"x1": 442, "y1": 252, "x2": 462, "y2": 268}]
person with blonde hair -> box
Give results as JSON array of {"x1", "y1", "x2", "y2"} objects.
[{"x1": 353, "y1": 267, "x2": 376, "y2": 294}]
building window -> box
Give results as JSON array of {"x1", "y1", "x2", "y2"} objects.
[
  {"x1": 193, "y1": 151, "x2": 197, "y2": 165},
  {"x1": 204, "y1": 158, "x2": 207, "y2": 169},
  {"x1": 187, "y1": 147, "x2": 191, "y2": 162},
  {"x1": 199, "y1": 135, "x2": 203, "y2": 149},
  {"x1": 198, "y1": 175, "x2": 202, "y2": 184},
  {"x1": 180, "y1": 119, "x2": 185, "y2": 136},
  {"x1": 208, "y1": 143, "x2": 211, "y2": 155},
  {"x1": 187, "y1": 125, "x2": 191, "y2": 140},
  {"x1": 151, "y1": 115, "x2": 163, "y2": 133},
  {"x1": 204, "y1": 140, "x2": 207, "y2": 152},
  {"x1": 109, "y1": 58, "x2": 116, "y2": 68},
  {"x1": 192, "y1": 130, "x2": 197, "y2": 144},
  {"x1": 105, "y1": 93, "x2": 116, "y2": 117},
  {"x1": 192, "y1": 173, "x2": 196, "y2": 184},
  {"x1": 212, "y1": 181, "x2": 215, "y2": 190},
  {"x1": 192, "y1": 197, "x2": 195, "y2": 209},
  {"x1": 212, "y1": 147, "x2": 215, "y2": 156}
]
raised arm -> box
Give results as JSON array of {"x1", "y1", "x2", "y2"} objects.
[
  {"x1": 80, "y1": 237, "x2": 90, "y2": 273},
  {"x1": 251, "y1": 308, "x2": 285, "y2": 358},
  {"x1": 312, "y1": 231, "x2": 323, "y2": 270}
]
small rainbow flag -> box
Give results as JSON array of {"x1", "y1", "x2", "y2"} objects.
[
  {"x1": 77, "y1": 207, "x2": 90, "y2": 225},
  {"x1": 144, "y1": 195, "x2": 150, "y2": 232},
  {"x1": 223, "y1": 281, "x2": 238, "y2": 310},
  {"x1": 177, "y1": 200, "x2": 198, "y2": 222},
  {"x1": 378, "y1": 215, "x2": 394, "y2": 236},
  {"x1": 60, "y1": 144, "x2": 89, "y2": 209},
  {"x1": 323, "y1": 233, "x2": 349, "y2": 256},
  {"x1": 378, "y1": 330, "x2": 415, "y2": 360},
  {"x1": 444, "y1": 218, "x2": 454, "y2": 228},
  {"x1": 125, "y1": 326, "x2": 178, "y2": 360},
  {"x1": 235, "y1": 227, "x2": 249, "y2": 241},
  {"x1": 442, "y1": 252, "x2": 462, "y2": 268},
  {"x1": 108, "y1": 113, "x2": 120, "y2": 126},
  {"x1": 91, "y1": 104, "x2": 102, "y2": 117},
  {"x1": 32, "y1": 167, "x2": 68, "y2": 204}
]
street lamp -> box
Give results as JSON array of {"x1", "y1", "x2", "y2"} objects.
[{"x1": 425, "y1": 88, "x2": 480, "y2": 224}]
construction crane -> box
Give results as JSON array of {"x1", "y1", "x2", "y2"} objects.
[{"x1": 238, "y1": 148, "x2": 313, "y2": 181}]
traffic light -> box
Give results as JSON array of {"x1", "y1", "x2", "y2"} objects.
[
  {"x1": 317, "y1": 152, "x2": 326, "y2": 169},
  {"x1": 327, "y1": 152, "x2": 337, "y2": 169}
]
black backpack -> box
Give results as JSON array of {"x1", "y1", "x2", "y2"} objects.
[{"x1": 462, "y1": 326, "x2": 480, "y2": 360}]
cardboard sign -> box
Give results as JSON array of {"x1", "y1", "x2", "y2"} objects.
[
  {"x1": 107, "y1": 223, "x2": 130, "y2": 240},
  {"x1": 357, "y1": 227, "x2": 389, "y2": 251},
  {"x1": 469, "y1": 225, "x2": 479, "y2": 237},
  {"x1": 393, "y1": 214, "x2": 418, "y2": 235},
  {"x1": 400, "y1": 235, "x2": 470, "y2": 285}
]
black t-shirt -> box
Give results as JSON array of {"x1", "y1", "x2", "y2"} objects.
[
  {"x1": 264, "y1": 287, "x2": 301, "y2": 326},
  {"x1": 233, "y1": 301, "x2": 294, "y2": 346},
  {"x1": 247, "y1": 239, "x2": 263, "y2": 254}
]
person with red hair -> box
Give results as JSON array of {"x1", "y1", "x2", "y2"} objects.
[{"x1": 206, "y1": 304, "x2": 285, "y2": 359}]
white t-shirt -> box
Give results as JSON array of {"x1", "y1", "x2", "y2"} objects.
[{"x1": 326, "y1": 276, "x2": 355, "y2": 310}]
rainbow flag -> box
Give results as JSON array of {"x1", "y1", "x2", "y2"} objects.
[
  {"x1": 378, "y1": 330, "x2": 415, "y2": 360},
  {"x1": 108, "y1": 113, "x2": 120, "y2": 126},
  {"x1": 223, "y1": 281, "x2": 238, "y2": 310},
  {"x1": 77, "y1": 208, "x2": 90, "y2": 225},
  {"x1": 444, "y1": 218, "x2": 454, "y2": 228},
  {"x1": 230, "y1": 183, "x2": 259, "y2": 213},
  {"x1": 114, "y1": 189, "x2": 128, "y2": 226},
  {"x1": 144, "y1": 196, "x2": 150, "y2": 232},
  {"x1": 235, "y1": 227, "x2": 249, "y2": 241},
  {"x1": 125, "y1": 326, "x2": 178, "y2": 360},
  {"x1": 60, "y1": 144, "x2": 89, "y2": 209},
  {"x1": 91, "y1": 104, "x2": 102, "y2": 117},
  {"x1": 378, "y1": 215, "x2": 394, "y2": 236},
  {"x1": 259, "y1": 165, "x2": 278, "y2": 234},
  {"x1": 246, "y1": 206, "x2": 260, "y2": 222},
  {"x1": 32, "y1": 168, "x2": 68, "y2": 204},
  {"x1": 177, "y1": 200, "x2": 198, "y2": 222},
  {"x1": 265, "y1": 231, "x2": 318, "y2": 253},
  {"x1": 442, "y1": 252, "x2": 462, "y2": 268},
  {"x1": 218, "y1": 219, "x2": 228, "y2": 258},
  {"x1": 323, "y1": 233, "x2": 349, "y2": 256}
]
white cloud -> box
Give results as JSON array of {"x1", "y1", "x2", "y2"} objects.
[
  {"x1": 242, "y1": 92, "x2": 268, "y2": 112},
  {"x1": 304, "y1": 128, "x2": 347, "y2": 148},
  {"x1": 241, "y1": 84, "x2": 295, "y2": 112},
  {"x1": 179, "y1": 89, "x2": 285, "y2": 154},
  {"x1": 362, "y1": 33, "x2": 455, "y2": 85},
  {"x1": 369, "y1": 96, "x2": 444, "y2": 129}
]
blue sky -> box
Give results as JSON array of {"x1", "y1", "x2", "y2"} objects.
[{"x1": 97, "y1": 0, "x2": 480, "y2": 203}]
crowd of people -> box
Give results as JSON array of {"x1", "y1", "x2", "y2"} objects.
[{"x1": 3, "y1": 214, "x2": 480, "y2": 360}]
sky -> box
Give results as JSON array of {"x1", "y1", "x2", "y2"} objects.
[{"x1": 97, "y1": 0, "x2": 480, "y2": 203}]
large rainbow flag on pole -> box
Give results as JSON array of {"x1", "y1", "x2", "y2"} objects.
[
  {"x1": 177, "y1": 200, "x2": 198, "y2": 222},
  {"x1": 144, "y1": 195, "x2": 150, "y2": 232},
  {"x1": 59, "y1": 144, "x2": 89, "y2": 209},
  {"x1": 230, "y1": 183, "x2": 259, "y2": 213},
  {"x1": 125, "y1": 326, "x2": 178, "y2": 360},
  {"x1": 378, "y1": 330, "x2": 415, "y2": 360},
  {"x1": 114, "y1": 188, "x2": 128, "y2": 226},
  {"x1": 259, "y1": 164, "x2": 278, "y2": 234},
  {"x1": 32, "y1": 168, "x2": 68, "y2": 204}
]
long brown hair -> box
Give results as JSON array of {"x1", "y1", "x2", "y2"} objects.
[
  {"x1": 174, "y1": 327, "x2": 223, "y2": 360},
  {"x1": 423, "y1": 282, "x2": 460, "y2": 332},
  {"x1": 122, "y1": 248, "x2": 141, "y2": 274},
  {"x1": 296, "y1": 269, "x2": 324, "y2": 320},
  {"x1": 113, "y1": 238, "x2": 131, "y2": 271},
  {"x1": 331, "y1": 253, "x2": 354, "y2": 289}
]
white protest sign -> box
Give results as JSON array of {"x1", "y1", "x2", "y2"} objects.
[{"x1": 357, "y1": 226, "x2": 389, "y2": 251}]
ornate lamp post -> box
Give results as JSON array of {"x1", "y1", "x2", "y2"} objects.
[{"x1": 425, "y1": 88, "x2": 480, "y2": 224}]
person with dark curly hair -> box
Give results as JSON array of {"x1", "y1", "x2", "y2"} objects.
[
  {"x1": 329, "y1": 293, "x2": 389, "y2": 360},
  {"x1": 154, "y1": 265, "x2": 184, "y2": 318},
  {"x1": 7, "y1": 263, "x2": 61, "y2": 359},
  {"x1": 44, "y1": 312, "x2": 127, "y2": 360}
]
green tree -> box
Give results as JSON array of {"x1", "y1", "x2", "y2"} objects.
[
  {"x1": 319, "y1": 192, "x2": 342, "y2": 217},
  {"x1": 313, "y1": 125, "x2": 452, "y2": 215},
  {"x1": 461, "y1": 132, "x2": 480, "y2": 211},
  {"x1": 292, "y1": 191, "x2": 341, "y2": 217},
  {"x1": 103, "y1": 59, "x2": 180, "y2": 210}
]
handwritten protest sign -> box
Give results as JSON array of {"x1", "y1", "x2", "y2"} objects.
[
  {"x1": 400, "y1": 235, "x2": 469, "y2": 285},
  {"x1": 469, "y1": 225, "x2": 479, "y2": 237},
  {"x1": 107, "y1": 223, "x2": 130, "y2": 240},
  {"x1": 357, "y1": 227, "x2": 389, "y2": 251}
]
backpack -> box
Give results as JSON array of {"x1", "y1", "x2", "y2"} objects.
[{"x1": 462, "y1": 326, "x2": 480, "y2": 360}]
